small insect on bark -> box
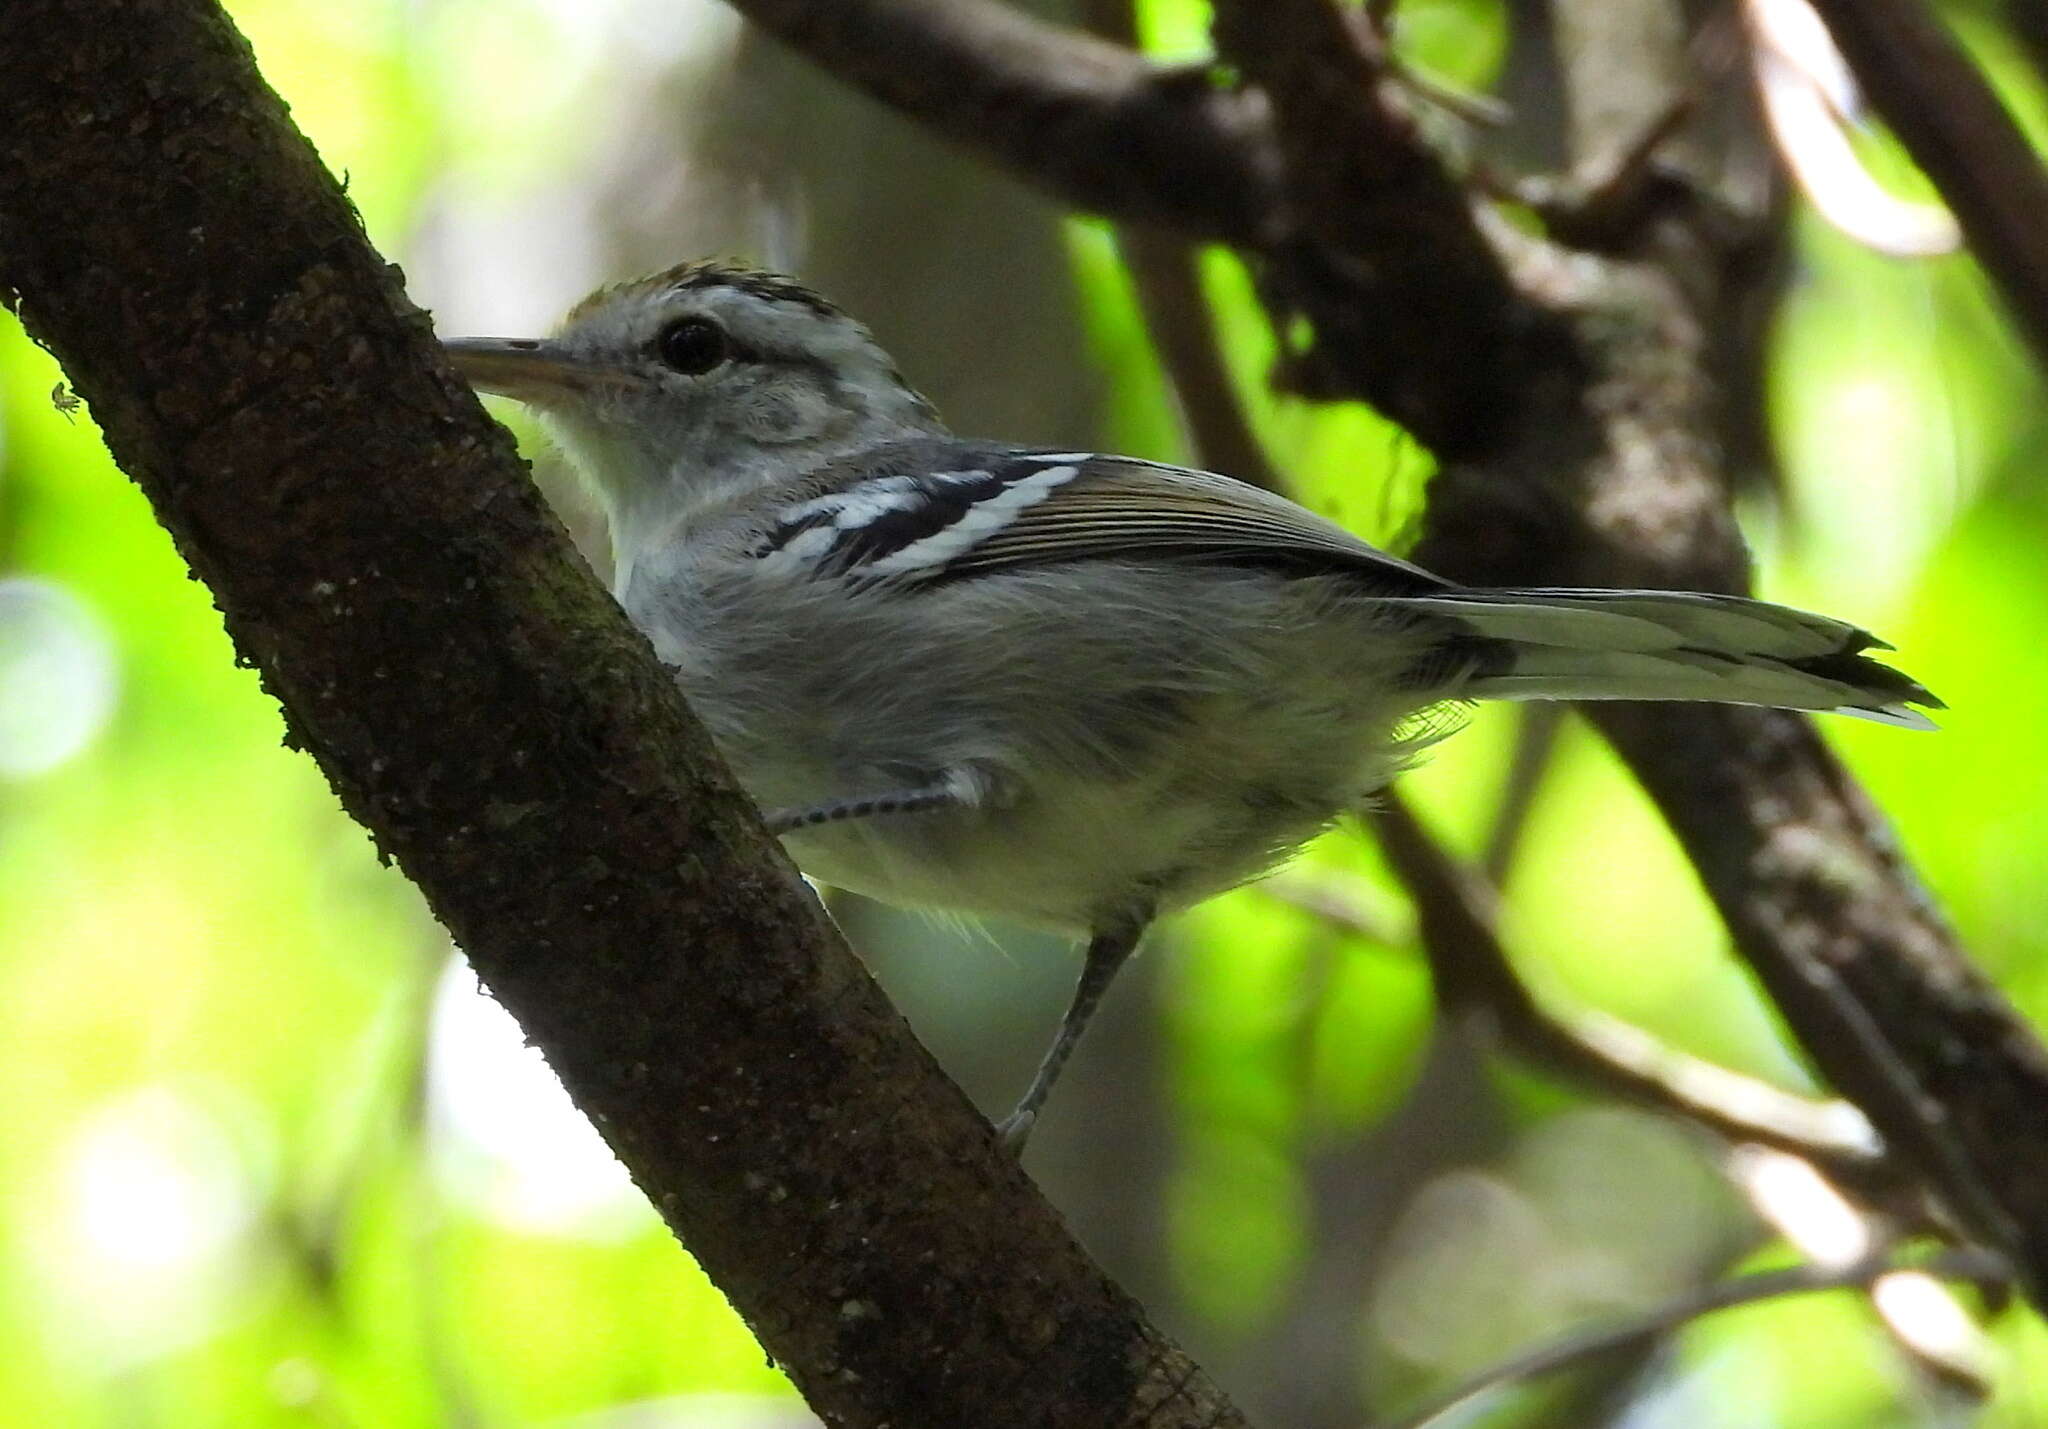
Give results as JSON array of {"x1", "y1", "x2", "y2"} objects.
[{"x1": 50, "y1": 382, "x2": 80, "y2": 422}]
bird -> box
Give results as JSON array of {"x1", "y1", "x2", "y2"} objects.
[{"x1": 443, "y1": 260, "x2": 1938, "y2": 1148}]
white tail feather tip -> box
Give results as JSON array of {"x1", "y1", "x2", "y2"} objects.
[{"x1": 1841, "y1": 704, "x2": 1939, "y2": 731}]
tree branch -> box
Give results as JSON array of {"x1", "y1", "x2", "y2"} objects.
[
  {"x1": 1601, "y1": 704, "x2": 2048, "y2": 1290},
  {"x1": 0, "y1": 5, "x2": 1252, "y2": 1425},
  {"x1": 1206, "y1": 0, "x2": 1533, "y2": 451},
  {"x1": 1804, "y1": 0, "x2": 2048, "y2": 373},
  {"x1": 1075, "y1": 0, "x2": 1284, "y2": 493},
  {"x1": 1387, "y1": 1246, "x2": 2011, "y2": 1429},
  {"x1": 1116, "y1": 227, "x2": 1286, "y2": 492},
  {"x1": 718, "y1": 0, "x2": 1282, "y2": 243},
  {"x1": 1080, "y1": 62, "x2": 1893, "y2": 1187},
  {"x1": 726, "y1": 0, "x2": 1540, "y2": 457},
  {"x1": 1365, "y1": 793, "x2": 1893, "y2": 1186},
  {"x1": 1417, "y1": 0, "x2": 2048, "y2": 1303},
  {"x1": 1481, "y1": 703, "x2": 1565, "y2": 884}
]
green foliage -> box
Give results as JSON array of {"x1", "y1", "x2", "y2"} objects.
[{"x1": 4, "y1": 0, "x2": 2047, "y2": 1425}]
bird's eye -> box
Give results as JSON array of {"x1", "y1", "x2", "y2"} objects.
[{"x1": 656, "y1": 317, "x2": 730, "y2": 376}]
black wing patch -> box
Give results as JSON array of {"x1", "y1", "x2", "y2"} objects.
[{"x1": 751, "y1": 455, "x2": 1091, "y2": 581}]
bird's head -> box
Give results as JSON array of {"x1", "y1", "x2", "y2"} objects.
[{"x1": 444, "y1": 262, "x2": 945, "y2": 544}]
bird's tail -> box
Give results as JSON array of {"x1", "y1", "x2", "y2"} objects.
[{"x1": 1394, "y1": 587, "x2": 1941, "y2": 729}]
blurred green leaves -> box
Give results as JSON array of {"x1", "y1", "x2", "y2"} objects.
[{"x1": 3, "y1": 0, "x2": 2047, "y2": 1425}]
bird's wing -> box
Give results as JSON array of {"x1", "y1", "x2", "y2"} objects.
[{"x1": 746, "y1": 444, "x2": 1450, "y2": 594}]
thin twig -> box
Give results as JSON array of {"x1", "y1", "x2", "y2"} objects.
[
  {"x1": 1511, "y1": 92, "x2": 1699, "y2": 249},
  {"x1": 1116, "y1": 227, "x2": 1286, "y2": 492},
  {"x1": 1071, "y1": 0, "x2": 1299, "y2": 495},
  {"x1": 1481, "y1": 702, "x2": 1565, "y2": 885},
  {"x1": 1366, "y1": 791, "x2": 1893, "y2": 1185},
  {"x1": 1383, "y1": 1246, "x2": 2010, "y2": 1429},
  {"x1": 1803, "y1": 0, "x2": 2048, "y2": 374}
]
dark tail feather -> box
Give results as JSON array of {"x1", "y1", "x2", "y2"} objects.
[{"x1": 1396, "y1": 587, "x2": 1941, "y2": 729}]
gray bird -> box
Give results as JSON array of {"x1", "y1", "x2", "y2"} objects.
[{"x1": 445, "y1": 261, "x2": 1937, "y2": 1147}]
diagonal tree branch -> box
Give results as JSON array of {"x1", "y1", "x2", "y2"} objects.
[
  {"x1": 1481, "y1": 703, "x2": 1565, "y2": 884},
  {"x1": 1435, "y1": 0, "x2": 2048, "y2": 1302},
  {"x1": 1114, "y1": 228, "x2": 1286, "y2": 492},
  {"x1": 0, "y1": 4, "x2": 1253, "y2": 1426},
  {"x1": 1803, "y1": 0, "x2": 2048, "y2": 374},
  {"x1": 718, "y1": 0, "x2": 1282, "y2": 243},
  {"x1": 1071, "y1": 30, "x2": 1897, "y2": 1189},
  {"x1": 1206, "y1": 0, "x2": 1532, "y2": 451},
  {"x1": 1365, "y1": 793, "x2": 1893, "y2": 1187},
  {"x1": 1387, "y1": 1246, "x2": 2011, "y2": 1429},
  {"x1": 1598, "y1": 704, "x2": 2045, "y2": 1285}
]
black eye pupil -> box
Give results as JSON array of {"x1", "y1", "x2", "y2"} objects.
[{"x1": 658, "y1": 317, "x2": 729, "y2": 375}]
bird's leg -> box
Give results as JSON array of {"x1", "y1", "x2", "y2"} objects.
[
  {"x1": 997, "y1": 918, "x2": 1149, "y2": 1152},
  {"x1": 764, "y1": 785, "x2": 964, "y2": 835}
]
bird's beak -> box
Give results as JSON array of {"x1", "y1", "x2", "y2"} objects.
[{"x1": 441, "y1": 337, "x2": 634, "y2": 403}]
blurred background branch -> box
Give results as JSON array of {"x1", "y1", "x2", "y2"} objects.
[
  {"x1": 1802, "y1": 0, "x2": 2048, "y2": 369},
  {"x1": 1389, "y1": 1244, "x2": 2012, "y2": 1429},
  {"x1": 1366, "y1": 792, "x2": 1891, "y2": 1187},
  {"x1": 714, "y1": 0, "x2": 1282, "y2": 239}
]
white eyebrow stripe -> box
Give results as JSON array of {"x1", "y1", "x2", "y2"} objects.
[{"x1": 862, "y1": 464, "x2": 1082, "y2": 576}]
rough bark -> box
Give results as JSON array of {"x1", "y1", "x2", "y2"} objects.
[
  {"x1": 1207, "y1": 0, "x2": 1531, "y2": 448},
  {"x1": 718, "y1": 0, "x2": 2048, "y2": 1305},
  {"x1": 0, "y1": 4, "x2": 1250, "y2": 1426}
]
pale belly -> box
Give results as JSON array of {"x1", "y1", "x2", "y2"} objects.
[
  {"x1": 768, "y1": 712, "x2": 1400, "y2": 933},
  {"x1": 624, "y1": 551, "x2": 1437, "y2": 931}
]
